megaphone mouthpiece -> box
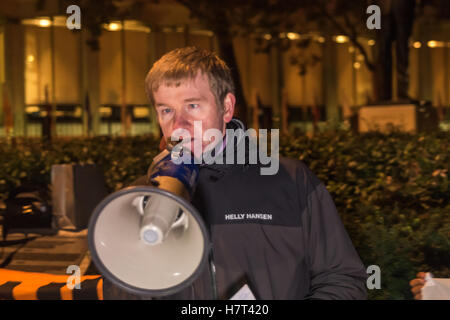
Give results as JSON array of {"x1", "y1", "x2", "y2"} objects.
[
  {"x1": 140, "y1": 225, "x2": 163, "y2": 245},
  {"x1": 139, "y1": 193, "x2": 181, "y2": 245}
]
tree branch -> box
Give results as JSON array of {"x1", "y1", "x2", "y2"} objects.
[
  {"x1": 314, "y1": 2, "x2": 375, "y2": 71},
  {"x1": 342, "y1": 12, "x2": 375, "y2": 71}
]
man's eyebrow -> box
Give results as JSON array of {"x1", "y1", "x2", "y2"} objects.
[
  {"x1": 183, "y1": 97, "x2": 203, "y2": 102},
  {"x1": 155, "y1": 97, "x2": 203, "y2": 107}
]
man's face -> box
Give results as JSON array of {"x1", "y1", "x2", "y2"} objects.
[{"x1": 153, "y1": 72, "x2": 235, "y2": 157}]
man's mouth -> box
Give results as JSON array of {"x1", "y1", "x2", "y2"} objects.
[{"x1": 167, "y1": 137, "x2": 197, "y2": 150}]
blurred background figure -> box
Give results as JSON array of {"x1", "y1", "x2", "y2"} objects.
[{"x1": 375, "y1": 0, "x2": 417, "y2": 101}]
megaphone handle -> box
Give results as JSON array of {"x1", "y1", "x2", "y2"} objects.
[
  {"x1": 170, "y1": 210, "x2": 188, "y2": 230},
  {"x1": 132, "y1": 196, "x2": 146, "y2": 216}
]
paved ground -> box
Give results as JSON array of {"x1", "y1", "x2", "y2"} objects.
[{"x1": 0, "y1": 226, "x2": 93, "y2": 276}]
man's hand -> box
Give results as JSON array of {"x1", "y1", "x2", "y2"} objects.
[{"x1": 410, "y1": 272, "x2": 427, "y2": 300}]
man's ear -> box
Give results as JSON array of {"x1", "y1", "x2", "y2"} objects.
[{"x1": 222, "y1": 93, "x2": 236, "y2": 123}]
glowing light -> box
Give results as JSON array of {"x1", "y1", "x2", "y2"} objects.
[
  {"x1": 107, "y1": 22, "x2": 121, "y2": 31},
  {"x1": 413, "y1": 41, "x2": 421, "y2": 49},
  {"x1": 368, "y1": 39, "x2": 376, "y2": 46},
  {"x1": 427, "y1": 40, "x2": 444, "y2": 48},
  {"x1": 287, "y1": 32, "x2": 300, "y2": 40},
  {"x1": 353, "y1": 62, "x2": 361, "y2": 69},
  {"x1": 26, "y1": 55, "x2": 35, "y2": 63},
  {"x1": 39, "y1": 19, "x2": 51, "y2": 27},
  {"x1": 334, "y1": 35, "x2": 349, "y2": 43},
  {"x1": 263, "y1": 34, "x2": 272, "y2": 40}
]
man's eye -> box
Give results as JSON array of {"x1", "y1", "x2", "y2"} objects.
[
  {"x1": 161, "y1": 108, "x2": 172, "y2": 114},
  {"x1": 188, "y1": 104, "x2": 199, "y2": 109}
]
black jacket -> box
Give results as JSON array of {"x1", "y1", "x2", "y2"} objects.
[{"x1": 103, "y1": 119, "x2": 368, "y2": 300}]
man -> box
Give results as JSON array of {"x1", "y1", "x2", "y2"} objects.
[{"x1": 103, "y1": 47, "x2": 367, "y2": 300}]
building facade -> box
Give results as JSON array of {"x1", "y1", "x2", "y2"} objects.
[{"x1": 0, "y1": 0, "x2": 449, "y2": 137}]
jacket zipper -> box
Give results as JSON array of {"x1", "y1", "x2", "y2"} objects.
[{"x1": 209, "y1": 242, "x2": 218, "y2": 300}]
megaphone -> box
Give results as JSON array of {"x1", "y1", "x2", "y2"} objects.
[{"x1": 88, "y1": 149, "x2": 210, "y2": 297}]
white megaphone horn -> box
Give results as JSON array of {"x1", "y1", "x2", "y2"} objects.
[{"x1": 87, "y1": 148, "x2": 210, "y2": 297}]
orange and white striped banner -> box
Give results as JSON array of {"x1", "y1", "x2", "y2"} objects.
[{"x1": 0, "y1": 268, "x2": 103, "y2": 300}]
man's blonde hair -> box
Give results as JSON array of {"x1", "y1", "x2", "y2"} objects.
[{"x1": 145, "y1": 47, "x2": 235, "y2": 110}]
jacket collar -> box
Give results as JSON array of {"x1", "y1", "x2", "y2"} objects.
[{"x1": 200, "y1": 118, "x2": 251, "y2": 181}]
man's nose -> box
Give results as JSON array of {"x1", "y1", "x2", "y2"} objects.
[{"x1": 172, "y1": 112, "x2": 192, "y2": 132}]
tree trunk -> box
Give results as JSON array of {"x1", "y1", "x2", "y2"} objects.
[{"x1": 215, "y1": 29, "x2": 249, "y2": 127}]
